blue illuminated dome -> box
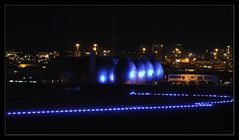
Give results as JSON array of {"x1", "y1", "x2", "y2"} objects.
[
  {"x1": 134, "y1": 60, "x2": 146, "y2": 84},
  {"x1": 127, "y1": 60, "x2": 137, "y2": 84},
  {"x1": 144, "y1": 60, "x2": 155, "y2": 82},
  {"x1": 152, "y1": 60, "x2": 164, "y2": 80},
  {"x1": 115, "y1": 58, "x2": 137, "y2": 84}
]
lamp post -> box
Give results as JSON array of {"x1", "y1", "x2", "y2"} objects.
[
  {"x1": 74, "y1": 43, "x2": 81, "y2": 58},
  {"x1": 93, "y1": 43, "x2": 98, "y2": 55}
]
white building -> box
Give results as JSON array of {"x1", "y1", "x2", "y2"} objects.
[{"x1": 168, "y1": 74, "x2": 219, "y2": 85}]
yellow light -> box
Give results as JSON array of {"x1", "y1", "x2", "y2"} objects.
[
  {"x1": 175, "y1": 59, "x2": 181, "y2": 63},
  {"x1": 42, "y1": 66, "x2": 47, "y2": 69},
  {"x1": 213, "y1": 52, "x2": 217, "y2": 55},
  {"x1": 18, "y1": 64, "x2": 27, "y2": 68},
  {"x1": 181, "y1": 58, "x2": 189, "y2": 63},
  {"x1": 76, "y1": 43, "x2": 80, "y2": 47},
  {"x1": 155, "y1": 51, "x2": 158, "y2": 54},
  {"x1": 178, "y1": 51, "x2": 181, "y2": 54},
  {"x1": 93, "y1": 43, "x2": 98, "y2": 47},
  {"x1": 93, "y1": 47, "x2": 97, "y2": 52},
  {"x1": 215, "y1": 48, "x2": 218, "y2": 52},
  {"x1": 227, "y1": 46, "x2": 230, "y2": 48},
  {"x1": 185, "y1": 58, "x2": 189, "y2": 62},
  {"x1": 142, "y1": 48, "x2": 146, "y2": 51},
  {"x1": 103, "y1": 50, "x2": 107, "y2": 53},
  {"x1": 175, "y1": 48, "x2": 179, "y2": 51}
]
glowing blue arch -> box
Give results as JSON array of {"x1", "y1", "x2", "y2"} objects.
[
  {"x1": 144, "y1": 60, "x2": 154, "y2": 81},
  {"x1": 97, "y1": 67, "x2": 108, "y2": 84},
  {"x1": 134, "y1": 60, "x2": 146, "y2": 83},
  {"x1": 127, "y1": 60, "x2": 137, "y2": 84},
  {"x1": 108, "y1": 59, "x2": 118, "y2": 83},
  {"x1": 153, "y1": 60, "x2": 164, "y2": 80},
  {"x1": 108, "y1": 68, "x2": 115, "y2": 83}
]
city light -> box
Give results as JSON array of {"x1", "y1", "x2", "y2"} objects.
[
  {"x1": 75, "y1": 43, "x2": 80, "y2": 47},
  {"x1": 93, "y1": 43, "x2": 98, "y2": 47},
  {"x1": 5, "y1": 7, "x2": 234, "y2": 134},
  {"x1": 142, "y1": 47, "x2": 146, "y2": 54},
  {"x1": 18, "y1": 64, "x2": 27, "y2": 68},
  {"x1": 181, "y1": 58, "x2": 189, "y2": 63},
  {"x1": 93, "y1": 47, "x2": 97, "y2": 52}
]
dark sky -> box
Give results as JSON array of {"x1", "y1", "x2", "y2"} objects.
[{"x1": 6, "y1": 6, "x2": 233, "y2": 52}]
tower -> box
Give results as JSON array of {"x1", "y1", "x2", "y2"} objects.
[{"x1": 112, "y1": 14, "x2": 116, "y2": 56}]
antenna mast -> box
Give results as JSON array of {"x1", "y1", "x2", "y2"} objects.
[{"x1": 112, "y1": 14, "x2": 116, "y2": 56}]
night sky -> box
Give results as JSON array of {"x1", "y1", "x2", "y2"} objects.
[{"x1": 6, "y1": 6, "x2": 233, "y2": 53}]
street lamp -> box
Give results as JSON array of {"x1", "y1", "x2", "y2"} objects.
[
  {"x1": 93, "y1": 43, "x2": 97, "y2": 52},
  {"x1": 142, "y1": 47, "x2": 146, "y2": 53},
  {"x1": 92, "y1": 43, "x2": 98, "y2": 55}
]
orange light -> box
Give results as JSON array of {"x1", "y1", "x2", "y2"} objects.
[
  {"x1": 93, "y1": 47, "x2": 97, "y2": 51},
  {"x1": 18, "y1": 64, "x2": 27, "y2": 68},
  {"x1": 181, "y1": 58, "x2": 189, "y2": 63}
]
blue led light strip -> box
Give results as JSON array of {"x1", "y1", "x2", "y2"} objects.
[
  {"x1": 6, "y1": 99, "x2": 233, "y2": 116},
  {"x1": 129, "y1": 91, "x2": 232, "y2": 98}
]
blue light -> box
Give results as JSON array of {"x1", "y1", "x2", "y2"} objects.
[
  {"x1": 6, "y1": 102, "x2": 217, "y2": 117},
  {"x1": 129, "y1": 70, "x2": 136, "y2": 79},
  {"x1": 129, "y1": 91, "x2": 233, "y2": 99},
  {"x1": 144, "y1": 60, "x2": 154, "y2": 81},
  {"x1": 6, "y1": 91, "x2": 233, "y2": 117},
  {"x1": 134, "y1": 61, "x2": 146, "y2": 83},
  {"x1": 97, "y1": 67, "x2": 108, "y2": 84},
  {"x1": 109, "y1": 73, "x2": 114, "y2": 82},
  {"x1": 108, "y1": 66, "x2": 115, "y2": 83},
  {"x1": 147, "y1": 69, "x2": 154, "y2": 77},
  {"x1": 127, "y1": 60, "x2": 137, "y2": 83},
  {"x1": 153, "y1": 60, "x2": 164, "y2": 79},
  {"x1": 100, "y1": 75, "x2": 106, "y2": 83},
  {"x1": 138, "y1": 71, "x2": 146, "y2": 78}
]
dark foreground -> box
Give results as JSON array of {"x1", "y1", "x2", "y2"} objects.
[{"x1": 6, "y1": 84, "x2": 234, "y2": 135}]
